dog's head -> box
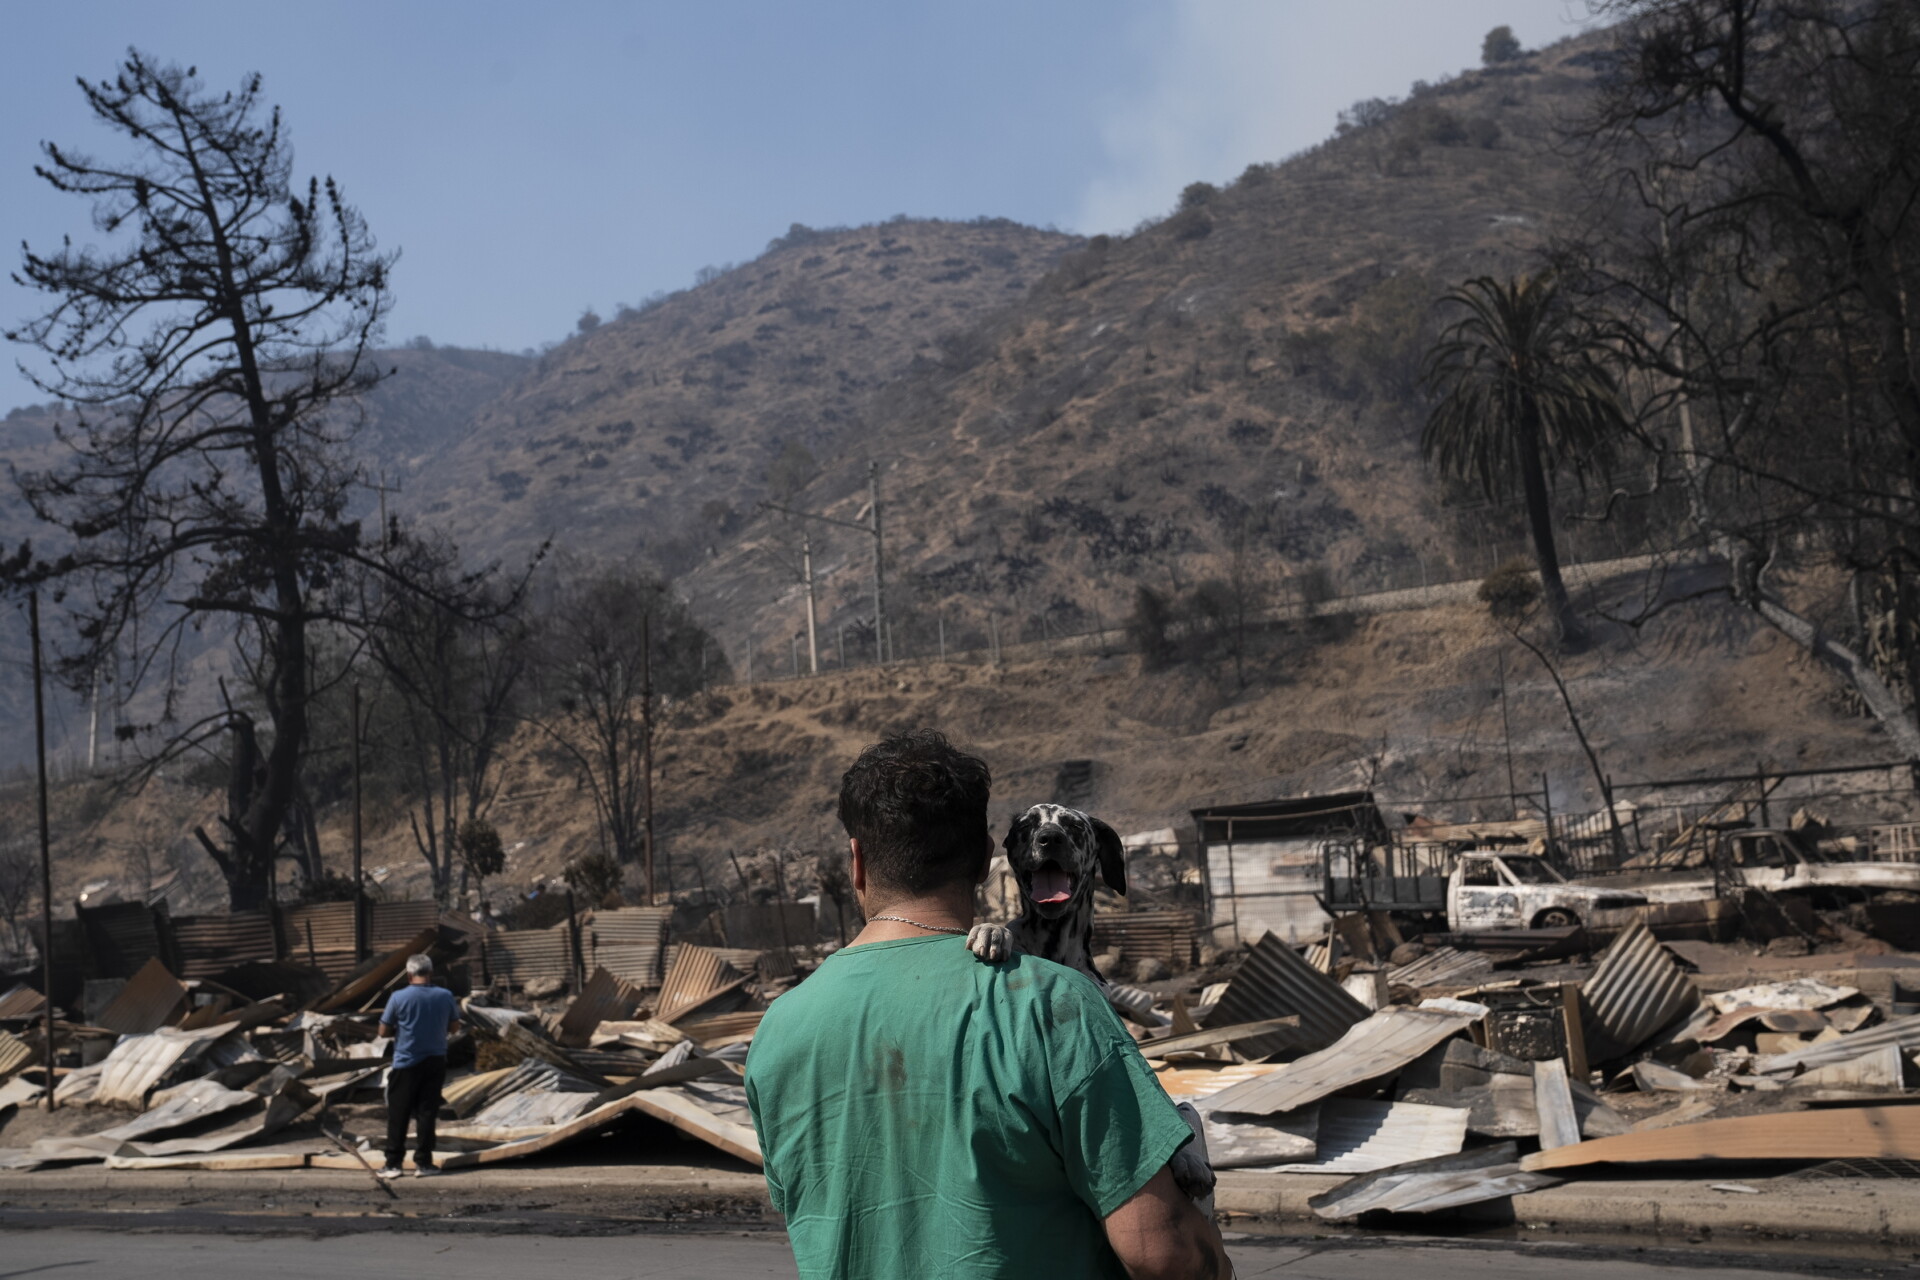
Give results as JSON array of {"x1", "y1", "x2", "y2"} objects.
[{"x1": 1002, "y1": 804, "x2": 1126, "y2": 920}]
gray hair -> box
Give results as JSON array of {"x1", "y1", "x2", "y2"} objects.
[{"x1": 405, "y1": 953, "x2": 433, "y2": 978}]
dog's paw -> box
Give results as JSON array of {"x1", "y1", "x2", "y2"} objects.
[{"x1": 966, "y1": 923, "x2": 1013, "y2": 963}]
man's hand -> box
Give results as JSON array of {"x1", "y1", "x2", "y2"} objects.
[{"x1": 1103, "y1": 1167, "x2": 1231, "y2": 1280}]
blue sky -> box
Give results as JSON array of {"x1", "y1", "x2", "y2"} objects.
[{"x1": 2, "y1": 2, "x2": 1586, "y2": 413}]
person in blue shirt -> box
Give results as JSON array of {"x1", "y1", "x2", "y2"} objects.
[{"x1": 377, "y1": 952, "x2": 462, "y2": 1178}]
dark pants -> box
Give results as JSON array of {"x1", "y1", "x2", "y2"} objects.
[{"x1": 385, "y1": 1056, "x2": 447, "y2": 1168}]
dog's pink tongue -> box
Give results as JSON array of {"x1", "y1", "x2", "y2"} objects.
[{"x1": 1031, "y1": 867, "x2": 1073, "y2": 904}]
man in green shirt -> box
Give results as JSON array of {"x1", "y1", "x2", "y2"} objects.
[{"x1": 745, "y1": 729, "x2": 1230, "y2": 1280}]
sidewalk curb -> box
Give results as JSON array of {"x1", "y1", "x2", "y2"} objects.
[{"x1": 4, "y1": 1165, "x2": 1917, "y2": 1248}]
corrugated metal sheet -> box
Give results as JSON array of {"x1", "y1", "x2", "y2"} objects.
[
  {"x1": 482, "y1": 925, "x2": 575, "y2": 986},
  {"x1": 171, "y1": 912, "x2": 276, "y2": 979},
  {"x1": 1270, "y1": 1098, "x2": 1471, "y2": 1173},
  {"x1": 1199, "y1": 1003, "x2": 1487, "y2": 1117},
  {"x1": 443, "y1": 1066, "x2": 516, "y2": 1117},
  {"x1": 279, "y1": 902, "x2": 441, "y2": 981},
  {"x1": 588, "y1": 944, "x2": 663, "y2": 986},
  {"x1": 461, "y1": 1088, "x2": 602, "y2": 1136},
  {"x1": 94, "y1": 956, "x2": 186, "y2": 1036},
  {"x1": 1308, "y1": 1143, "x2": 1561, "y2": 1219},
  {"x1": 1758, "y1": 1013, "x2": 1920, "y2": 1075},
  {"x1": 0, "y1": 1030, "x2": 34, "y2": 1078},
  {"x1": 1202, "y1": 930, "x2": 1370, "y2": 1058},
  {"x1": 664, "y1": 944, "x2": 765, "y2": 975},
  {"x1": 557, "y1": 967, "x2": 643, "y2": 1046},
  {"x1": 371, "y1": 902, "x2": 440, "y2": 950},
  {"x1": 0, "y1": 985, "x2": 47, "y2": 1021},
  {"x1": 77, "y1": 900, "x2": 172, "y2": 979},
  {"x1": 721, "y1": 903, "x2": 813, "y2": 950},
  {"x1": 656, "y1": 944, "x2": 747, "y2": 1022},
  {"x1": 94, "y1": 1025, "x2": 235, "y2": 1107},
  {"x1": 589, "y1": 906, "x2": 673, "y2": 945},
  {"x1": 95, "y1": 1079, "x2": 258, "y2": 1142},
  {"x1": 1389, "y1": 947, "x2": 1495, "y2": 991},
  {"x1": 1151, "y1": 1061, "x2": 1284, "y2": 1102},
  {"x1": 678, "y1": 1010, "x2": 764, "y2": 1047},
  {"x1": 1581, "y1": 921, "x2": 1698, "y2": 1060},
  {"x1": 1093, "y1": 911, "x2": 1198, "y2": 965}
]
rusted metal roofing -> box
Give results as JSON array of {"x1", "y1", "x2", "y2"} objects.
[
  {"x1": 584, "y1": 907, "x2": 671, "y2": 984},
  {"x1": 1202, "y1": 930, "x2": 1370, "y2": 1058},
  {"x1": 0, "y1": 985, "x2": 47, "y2": 1022},
  {"x1": 94, "y1": 956, "x2": 187, "y2": 1036},
  {"x1": 77, "y1": 900, "x2": 174, "y2": 979},
  {"x1": 371, "y1": 902, "x2": 440, "y2": 950},
  {"x1": 482, "y1": 925, "x2": 575, "y2": 986},
  {"x1": 721, "y1": 903, "x2": 814, "y2": 950},
  {"x1": 277, "y1": 901, "x2": 441, "y2": 981},
  {"x1": 592, "y1": 944, "x2": 666, "y2": 986},
  {"x1": 315, "y1": 927, "x2": 437, "y2": 1013},
  {"x1": 556, "y1": 967, "x2": 643, "y2": 1046},
  {"x1": 1199, "y1": 1002, "x2": 1488, "y2": 1117},
  {"x1": 678, "y1": 1010, "x2": 764, "y2": 1047},
  {"x1": 171, "y1": 912, "x2": 276, "y2": 979},
  {"x1": 1092, "y1": 911, "x2": 1198, "y2": 966},
  {"x1": 0, "y1": 1030, "x2": 34, "y2": 1079},
  {"x1": 589, "y1": 906, "x2": 673, "y2": 946},
  {"x1": 1389, "y1": 947, "x2": 1495, "y2": 991},
  {"x1": 1580, "y1": 921, "x2": 1698, "y2": 1060},
  {"x1": 663, "y1": 944, "x2": 765, "y2": 975},
  {"x1": 656, "y1": 945, "x2": 747, "y2": 1023},
  {"x1": 1758, "y1": 1012, "x2": 1920, "y2": 1075}
]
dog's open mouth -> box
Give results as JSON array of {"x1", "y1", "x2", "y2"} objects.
[{"x1": 1029, "y1": 862, "x2": 1074, "y2": 906}]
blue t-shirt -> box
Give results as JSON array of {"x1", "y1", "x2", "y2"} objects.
[{"x1": 382, "y1": 983, "x2": 460, "y2": 1068}]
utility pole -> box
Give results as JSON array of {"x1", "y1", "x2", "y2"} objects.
[
  {"x1": 869, "y1": 461, "x2": 887, "y2": 664},
  {"x1": 756, "y1": 462, "x2": 888, "y2": 667},
  {"x1": 85, "y1": 666, "x2": 98, "y2": 774},
  {"x1": 351, "y1": 682, "x2": 367, "y2": 961},
  {"x1": 802, "y1": 534, "x2": 819, "y2": 675},
  {"x1": 29, "y1": 591, "x2": 56, "y2": 1110},
  {"x1": 1497, "y1": 650, "x2": 1518, "y2": 820},
  {"x1": 371, "y1": 469, "x2": 402, "y2": 549},
  {"x1": 642, "y1": 612, "x2": 656, "y2": 905}
]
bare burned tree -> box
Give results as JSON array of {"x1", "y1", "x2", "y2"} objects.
[
  {"x1": 4, "y1": 53, "x2": 458, "y2": 909},
  {"x1": 364, "y1": 531, "x2": 532, "y2": 906},
  {"x1": 530, "y1": 564, "x2": 717, "y2": 893},
  {"x1": 1565, "y1": 0, "x2": 1920, "y2": 753}
]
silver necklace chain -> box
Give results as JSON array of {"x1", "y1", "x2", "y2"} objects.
[{"x1": 869, "y1": 914, "x2": 969, "y2": 936}]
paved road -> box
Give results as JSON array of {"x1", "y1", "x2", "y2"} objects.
[{"x1": 0, "y1": 1229, "x2": 1856, "y2": 1280}]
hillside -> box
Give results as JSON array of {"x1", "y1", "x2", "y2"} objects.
[
  {"x1": 406, "y1": 218, "x2": 1076, "y2": 574},
  {"x1": 683, "y1": 33, "x2": 1626, "y2": 666}
]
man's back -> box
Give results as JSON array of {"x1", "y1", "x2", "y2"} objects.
[
  {"x1": 745, "y1": 934, "x2": 1191, "y2": 1280},
  {"x1": 383, "y1": 983, "x2": 457, "y2": 1068}
]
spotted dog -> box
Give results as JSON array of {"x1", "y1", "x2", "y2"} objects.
[{"x1": 966, "y1": 803, "x2": 1216, "y2": 1206}]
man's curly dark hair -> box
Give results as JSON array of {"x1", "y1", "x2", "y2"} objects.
[{"x1": 837, "y1": 729, "x2": 992, "y2": 894}]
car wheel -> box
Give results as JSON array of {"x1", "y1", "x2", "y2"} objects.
[{"x1": 1535, "y1": 908, "x2": 1579, "y2": 929}]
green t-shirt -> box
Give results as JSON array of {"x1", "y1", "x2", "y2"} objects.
[{"x1": 744, "y1": 934, "x2": 1192, "y2": 1280}]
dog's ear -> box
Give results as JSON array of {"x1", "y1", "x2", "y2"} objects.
[{"x1": 1090, "y1": 818, "x2": 1126, "y2": 896}]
